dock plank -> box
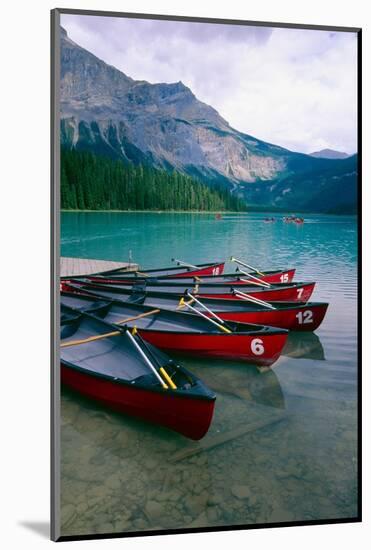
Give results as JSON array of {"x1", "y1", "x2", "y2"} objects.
[{"x1": 60, "y1": 257, "x2": 138, "y2": 277}]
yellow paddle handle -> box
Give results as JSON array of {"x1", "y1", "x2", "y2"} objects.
[
  {"x1": 61, "y1": 330, "x2": 120, "y2": 347},
  {"x1": 134, "y1": 327, "x2": 175, "y2": 389},
  {"x1": 159, "y1": 367, "x2": 177, "y2": 389},
  {"x1": 177, "y1": 297, "x2": 195, "y2": 309}
]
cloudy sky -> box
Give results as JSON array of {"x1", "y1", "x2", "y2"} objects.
[{"x1": 61, "y1": 14, "x2": 358, "y2": 154}]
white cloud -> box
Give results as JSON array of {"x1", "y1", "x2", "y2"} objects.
[{"x1": 61, "y1": 15, "x2": 358, "y2": 154}]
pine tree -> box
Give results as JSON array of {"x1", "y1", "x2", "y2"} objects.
[{"x1": 60, "y1": 148, "x2": 247, "y2": 212}]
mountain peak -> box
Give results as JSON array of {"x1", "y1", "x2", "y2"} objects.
[{"x1": 310, "y1": 148, "x2": 349, "y2": 160}]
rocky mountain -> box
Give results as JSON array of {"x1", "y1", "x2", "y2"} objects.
[
  {"x1": 310, "y1": 149, "x2": 350, "y2": 160},
  {"x1": 241, "y1": 154, "x2": 357, "y2": 213},
  {"x1": 60, "y1": 26, "x2": 357, "y2": 213}
]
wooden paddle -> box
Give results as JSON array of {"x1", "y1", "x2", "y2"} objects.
[
  {"x1": 61, "y1": 328, "x2": 123, "y2": 347},
  {"x1": 61, "y1": 309, "x2": 160, "y2": 348},
  {"x1": 115, "y1": 309, "x2": 160, "y2": 325}
]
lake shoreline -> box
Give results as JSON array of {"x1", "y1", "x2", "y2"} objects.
[
  {"x1": 60, "y1": 209, "x2": 242, "y2": 214},
  {"x1": 61, "y1": 209, "x2": 355, "y2": 216}
]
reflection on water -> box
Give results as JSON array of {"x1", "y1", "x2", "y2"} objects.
[
  {"x1": 282, "y1": 331, "x2": 325, "y2": 360},
  {"x1": 60, "y1": 213, "x2": 358, "y2": 536},
  {"x1": 200, "y1": 363, "x2": 285, "y2": 409}
]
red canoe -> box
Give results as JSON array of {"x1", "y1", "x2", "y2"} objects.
[
  {"x1": 66, "y1": 279, "x2": 316, "y2": 303},
  {"x1": 66, "y1": 261, "x2": 226, "y2": 281},
  {"x1": 87, "y1": 268, "x2": 296, "y2": 286},
  {"x1": 61, "y1": 312, "x2": 216, "y2": 440},
  {"x1": 197, "y1": 282, "x2": 315, "y2": 303},
  {"x1": 208, "y1": 302, "x2": 328, "y2": 331},
  {"x1": 63, "y1": 283, "x2": 328, "y2": 332},
  {"x1": 61, "y1": 292, "x2": 288, "y2": 366}
]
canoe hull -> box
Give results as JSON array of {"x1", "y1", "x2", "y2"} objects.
[
  {"x1": 255, "y1": 268, "x2": 295, "y2": 284},
  {"x1": 86, "y1": 263, "x2": 226, "y2": 283},
  {"x1": 198, "y1": 268, "x2": 296, "y2": 285},
  {"x1": 88, "y1": 267, "x2": 295, "y2": 285},
  {"x1": 208, "y1": 303, "x2": 328, "y2": 331},
  {"x1": 61, "y1": 363, "x2": 215, "y2": 440},
  {"x1": 170, "y1": 262, "x2": 225, "y2": 278},
  {"x1": 75, "y1": 281, "x2": 315, "y2": 303},
  {"x1": 62, "y1": 284, "x2": 327, "y2": 333},
  {"x1": 137, "y1": 330, "x2": 288, "y2": 366},
  {"x1": 176, "y1": 268, "x2": 296, "y2": 284},
  {"x1": 198, "y1": 282, "x2": 315, "y2": 302}
]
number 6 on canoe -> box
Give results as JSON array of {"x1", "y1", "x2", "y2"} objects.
[{"x1": 251, "y1": 338, "x2": 265, "y2": 355}]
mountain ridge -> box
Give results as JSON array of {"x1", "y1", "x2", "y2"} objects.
[
  {"x1": 60, "y1": 26, "x2": 357, "y2": 213},
  {"x1": 310, "y1": 148, "x2": 350, "y2": 160}
]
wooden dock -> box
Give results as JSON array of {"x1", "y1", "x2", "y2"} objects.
[{"x1": 60, "y1": 257, "x2": 139, "y2": 277}]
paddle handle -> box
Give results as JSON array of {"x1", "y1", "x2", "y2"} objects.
[
  {"x1": 233, "y1": 289, "x2": 276, "y2": 310},
  {"x1": 125, "y1": 330, "x2": 169, "y2": 389},
  {"x1": 133, "y1": 330, "x2": 178, "y2": 390},
  {"x1": 185, "y1": 292, "x2": 226, "y2": 325},
  {"x1": 181, "y1": 300, "x2": 231, "y2": 333},
  {"x1": 237, "y1": 268, "x2": 271, "y2": 287},
  {"x1": 115, "y1": 309, "x2": 161, "y2": 325},
  {"x1": 230, "y1": 257, "x2": 264, "y2": 276},
  {"x1": 239, "y1": 278, "x2": 268, "y2": 287},
  {"x1": 61, "y1": 309, "x2": 161, "y2": 346},
  {"x1": 159, "y1": 367, "x2": 177, "y2": 390},
  {"x1": 172, "y1": 258, "x2": 198, "y2": 269},
  {"x1": 61, "y1": 329, "x2": 121, "y2": 347}
]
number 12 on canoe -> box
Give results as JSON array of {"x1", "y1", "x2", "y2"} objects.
[{"x1": 296, "y1": 310, "x2": 313, "y2": 324}]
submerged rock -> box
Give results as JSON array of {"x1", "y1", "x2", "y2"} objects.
[
  {"x1": 188, "y1": 511, "x2": 208, "y2": 528},
  {"x1": 206, "y1": 506, "x2": 220, "y2": 522},
  {"x1": 231, "y1": 485, "x2": 251, "y2": 500},
  {"x1": 143, "y1": 457, "x2": 158, "y2": 470},
  {"x1": 145, "y1": 500, "x2": 164, "y2": 522}
]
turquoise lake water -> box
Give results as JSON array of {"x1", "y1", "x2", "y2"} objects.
[{"x1": 60, "y1": 212, "x2": 358, "y2": 536}]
